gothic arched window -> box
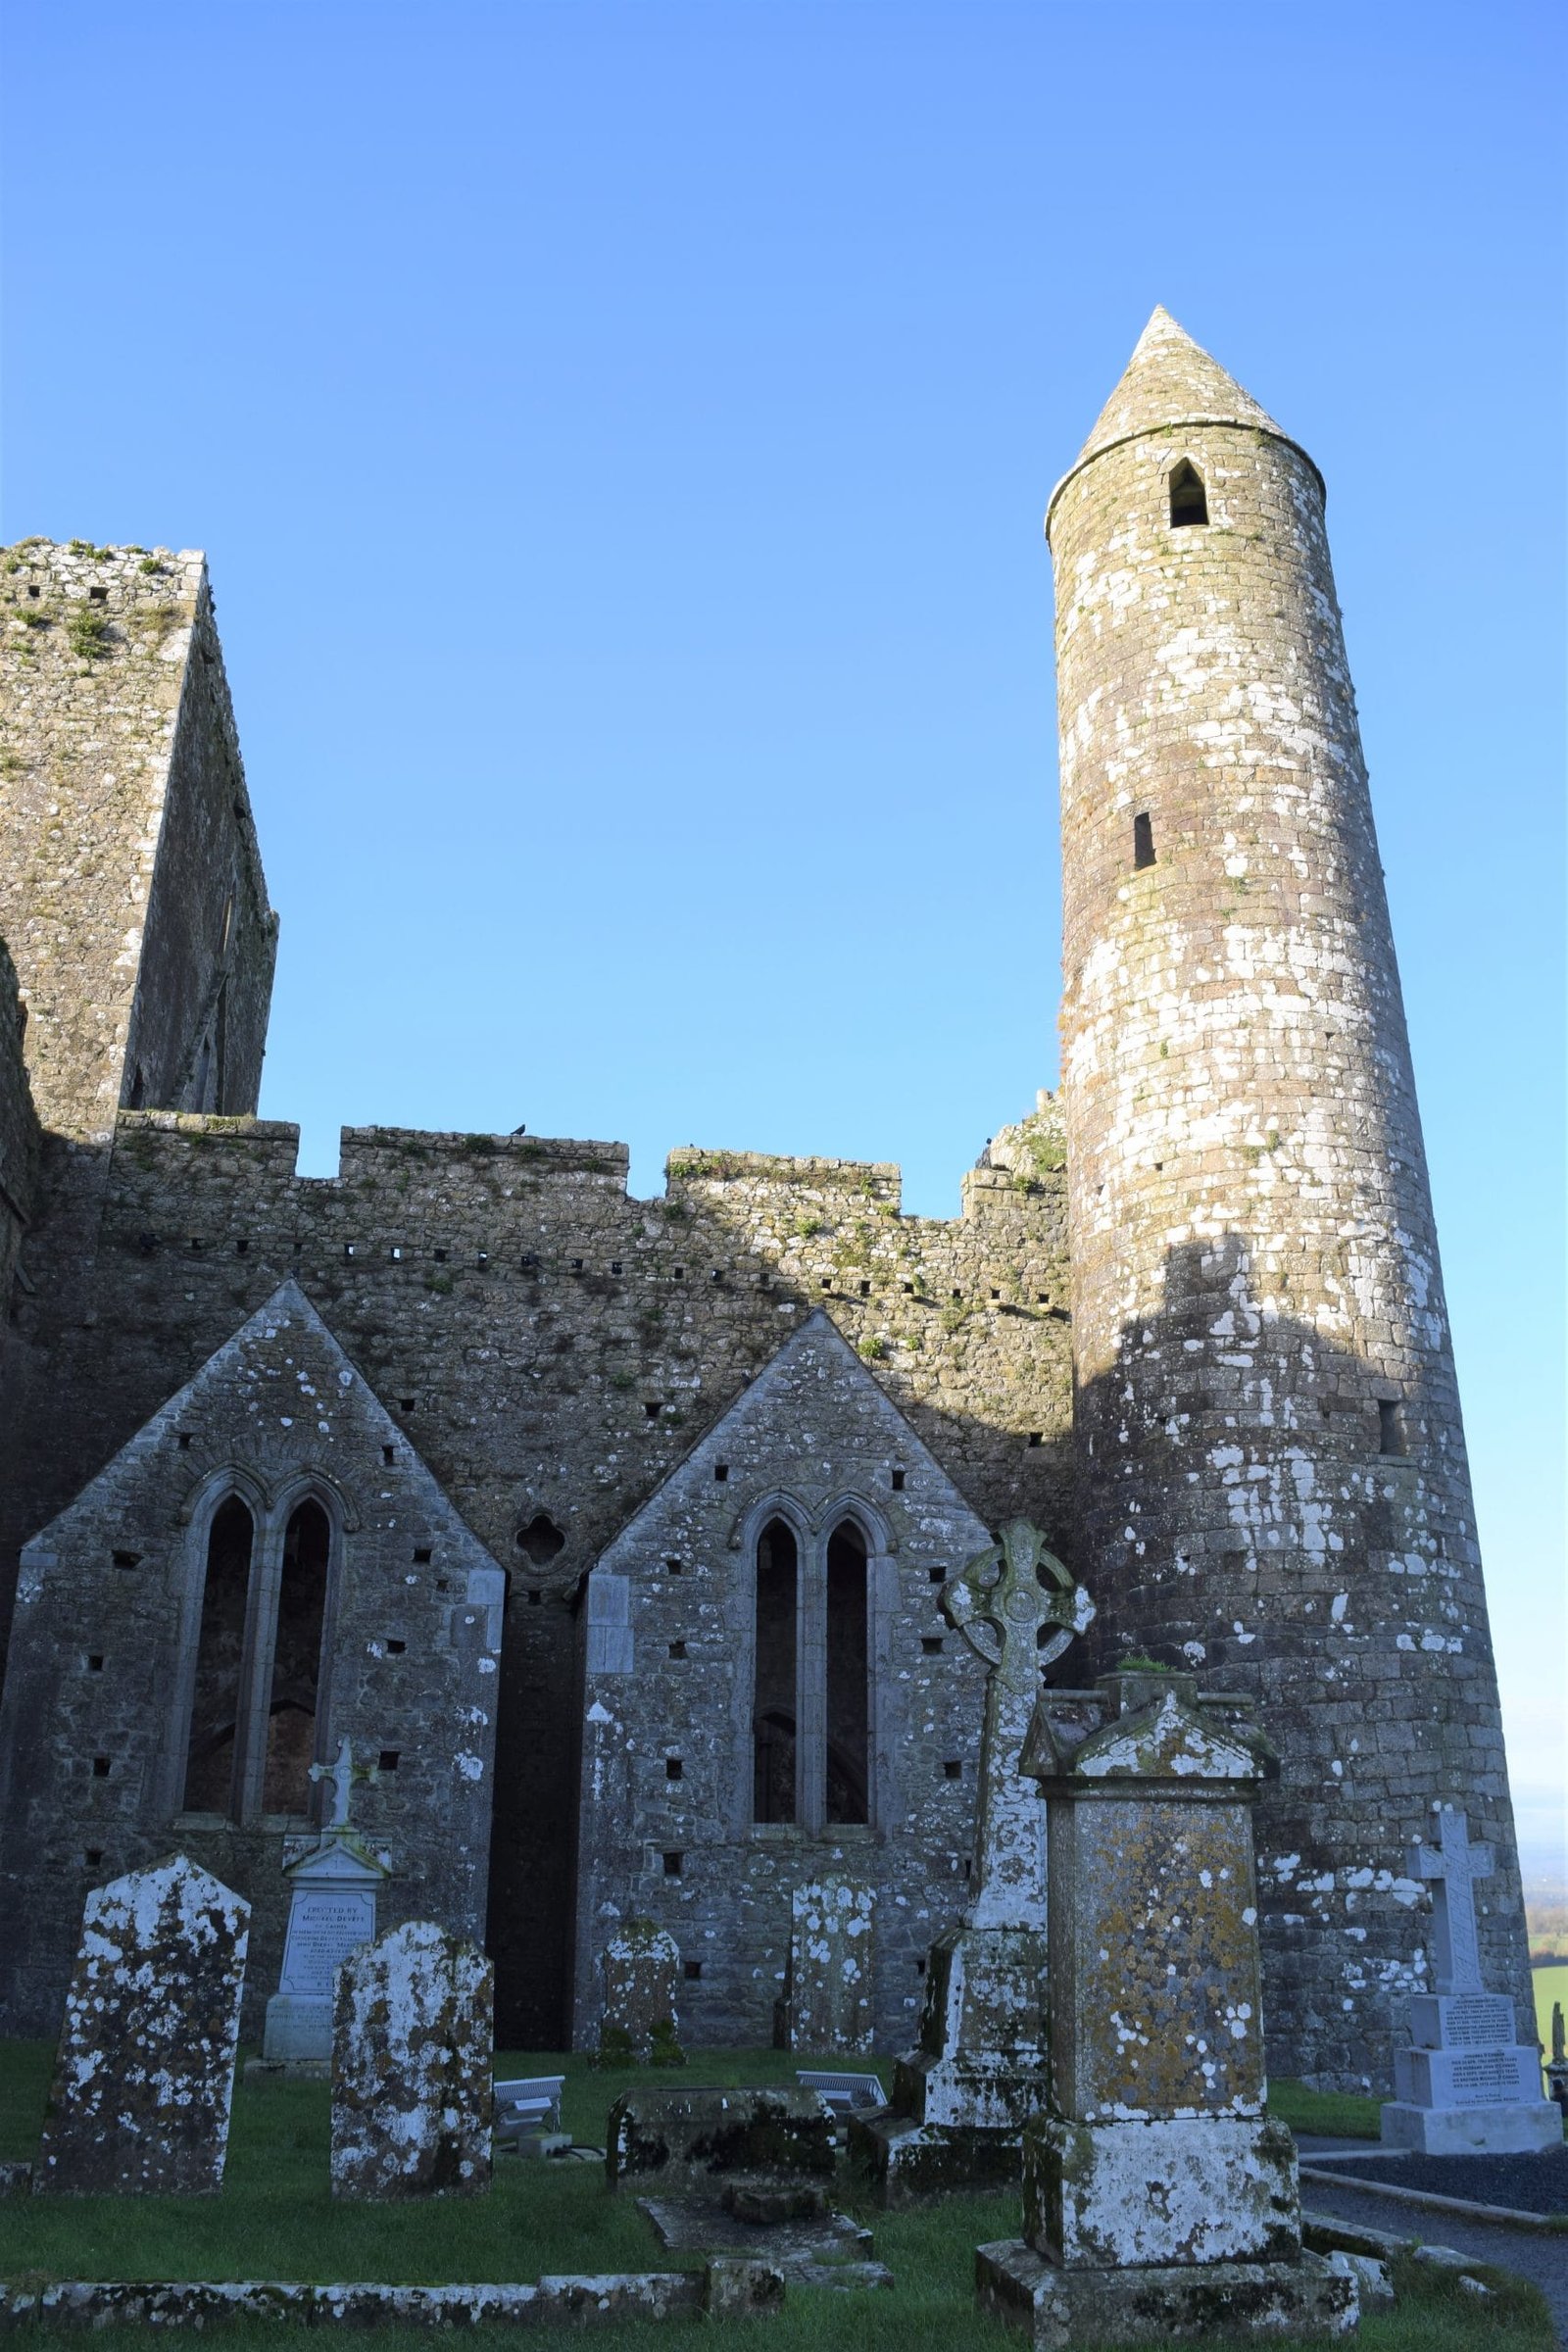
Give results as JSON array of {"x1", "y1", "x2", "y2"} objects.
[
  {"x1": 182, "y1": 1494, "x2": 254, "y2": 1813},
  {"x1": 263, "y1": 1498, "x2": 332, "y2": 1814},
  {"x1": 752, "y1": 1517, "x2": 798, "y2": 1825},
  {"x1": 751, "y1": 1506, "x2": 877, "y2": 1833}
]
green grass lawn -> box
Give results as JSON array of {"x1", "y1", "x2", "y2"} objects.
[{"x1": 0, "y1": 2044, "x2": 1551, "y2": 2350}]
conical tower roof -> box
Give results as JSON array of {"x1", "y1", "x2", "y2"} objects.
[{"x1": 1049, "y1": 308, "x2": 1320, "y2": 526}]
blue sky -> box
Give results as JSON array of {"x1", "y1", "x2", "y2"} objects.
[{"x1": 3, "y1": 1, "x2": 1563, "y2": 1876}]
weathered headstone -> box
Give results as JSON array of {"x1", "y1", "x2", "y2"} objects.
[
  {"x1": 976, "y1": 1672, "x2": 1355, "y2": 2347},
  {"x1": 330, "y1": 1920, "x2": 492, "y2": 2199},
  {"x1": 35, "y1": 1855, "x2": 248, "y2": 2195},
  {"x1": 776, "y1": 1881, "x2": 874, "y2": 2055},
  {"x1": 264, "y1": 1739, "x2": 388, "y2": 2065},
  {"x1": 599, "y1": 1920, "x2": 684, "y2": 2065},
  {"x1": 855, "y1": 1523, "x2": 1093, "y2": 2196},
  {"x1": 1381, "y1": 1807, "x2": 1559, "y2": 2155}
]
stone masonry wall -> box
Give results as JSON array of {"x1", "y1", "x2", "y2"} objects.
[
  {"x1": 0, "y1": 935, "x2": 40, "y2": 1329},
  {"x1": 0, "y1": 1102, "x2": 1072, "y2": 2042},
  {"x1": 1046, "y1": 313, "x2": 1531, "y2": 2087},
  {"x1": 0, "y1": 539, "x2": 276, "y2": 1136}
]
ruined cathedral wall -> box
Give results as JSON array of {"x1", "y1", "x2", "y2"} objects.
[
  {"x1": 2, "y1": 1105, "x2": 1072, "y2": 2042},
  {"x1": 0, "y1": 541, "x2": 275, "y2": 1137},
  {"x1": 0, "y1": 934, "x2": 39, "y2": 1323}
]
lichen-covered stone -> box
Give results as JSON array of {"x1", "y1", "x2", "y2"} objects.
[
  {"x1": 777, "y1": 1881, "x2": 874, "y2": 2053},
  {"x1": 330, "y1": 1920, "x2": 492, "y2": 2200},
  {"x1": 34, "y1": 1853, "x2": 248, "y2": 2195},
  {"x1": 599, "y1": 1920, "x2": 683, "y2": 2065},
  {"x1": 975, "y1": 2239, "x2": 1358, "y2": 2347},
  {"x1": 607, "y1": 2084, "x2": 836, "y2": 2192},
  {"x1": 1025, "y1": 2113, "x2": 1300, "y2": 2269}
]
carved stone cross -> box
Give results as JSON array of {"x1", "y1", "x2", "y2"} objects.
[
  {"x1": 309, "y1": 1735, "x2": 377, "y2": 1834},
  {"x1": 1410, "y1": 1806, "x2": 1494, "y2": 1995},
  {"x1": 943, "y1": 1520, "x2": 1094, "y2": 1931}
]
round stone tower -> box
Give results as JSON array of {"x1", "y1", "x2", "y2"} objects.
[{"x1": 1047, "y1": 308, "x2": 1531, "y2": 2089}]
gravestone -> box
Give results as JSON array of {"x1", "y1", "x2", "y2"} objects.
[
  {"x1": 975, "y1": 1672, "x2": 1354, "y2": 2346},
  {"x1": 599, "y1": 1920, "x2": 684, "y2": 2065},
  {"x1": 775, "y1": 1881, "x2": 874, "y2": 2055},
  {"x1": 1381, "y1": 1807, "x2": 1559, "y2": 2154},
  {"x1": 265, "y1": 1738, "x2": 388, "y2": 2065},
  {"x1": 35, "y1": 1855, "x2": 248, "y2": 2195},
  {"x1": 855, "y1": 1523, "x2": 1093, "y2": 2196},
  {"x1": 331, "y1": 1920, "x2": 493, "y2": 2199}
]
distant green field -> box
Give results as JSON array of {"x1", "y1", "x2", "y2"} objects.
[{"x1": 1534, "y1": 1961, "x2": 1568, "y2": 2060}]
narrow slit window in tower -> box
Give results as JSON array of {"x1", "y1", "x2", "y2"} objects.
[
  {"x1": 1169, "y1": 460, "x2": 1207, "y2": 527},
  {"x1": 182, "y1": 1496, "x2": 255, "y2": 1814},
  {"x1": 263, "y1": 1498, "x2": 331, "y2": 1815},
  {"x1": 1134, "y1": 811, "x2": 1155, "y2": 869},
  {"x1": 1378, "y1": 1399, "x2": 1408, "y2": 1457},
  {"x1": 752, "y1": 1518, "x2": 798, "y2": 1825},
  {"x1": 824, "y1": 1520, "x2": 869, "y2": 1826}
]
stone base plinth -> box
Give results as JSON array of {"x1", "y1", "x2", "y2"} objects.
[
  {"x1": 974, "y1": 2240, "x2": 1358, "y2": 2347},
  {"x1": 1025, "y1": 2113, "x2": 1300, "y2": 2270},
  {"x1": 263, "y1": 1993, "x2": 333, "y2": 2063},
  {"x1": 1379, "y1": 2097, "x2": 1562, "y2": 2155},
  {"x1": 849, "y1": 2110, "x2": 1022, "y2": 2203}
]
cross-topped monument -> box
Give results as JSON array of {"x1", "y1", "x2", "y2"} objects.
[
  {"x1": 262, "y1": 1735, "x2": 389, "y2": 2069},
  {"x1": 309, "y1": 1736, "x2": 379, "y2": 1835},
  {"x1": 942, "y1": 1522, "x2": 1094, "y2": 1933},
  {"x1": 1381, "y1": 1804, "x2": 1557, "y2": 2154}
]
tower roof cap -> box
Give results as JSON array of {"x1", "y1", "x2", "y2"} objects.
[{"x1": 1047, "y1": 308, "x2": 1322, "y2": 530}]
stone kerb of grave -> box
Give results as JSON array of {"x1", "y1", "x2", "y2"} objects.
[
  {"x1": 854, "y1": 1522, "x2": 1094, "y2": 2198},
  {"x1": 776, "y1": 1882, "x2": 875, "y2": 2055},
  {"x1": 598, "y1": 1920, "x2": 685, "y2": 2066},
  {"x1": 35, "y1": 1854, "x2": 249, "y2": 2196},
  {"x1": 975, "y1": 1670, "x2": 1357, "y2": 2348},
  {"x1": 330, "y1": 1920, "x2": 493, "y2": 2200},
  {"x1": 1381, "y1": 1806, "x2": 1560, "y2": 2156},
  {"x1": 263, "y1": 1737, "x2": 388, "y2": 2069}
]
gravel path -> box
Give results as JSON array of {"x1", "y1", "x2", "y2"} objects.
[
  {"x1": 1300, "y1": 2177, "x2": 1568, "y2": 2347},
  {"x1": 1307, "y1": 2144, "x2": 1568, "y2": 2218}
]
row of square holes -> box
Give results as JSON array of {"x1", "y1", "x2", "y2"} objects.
[{"x1": 160, "y1": 1237, "x2": 1059, "y2": 1311}]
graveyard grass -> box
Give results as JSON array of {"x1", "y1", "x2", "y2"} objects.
[{"x1": 0, "y1": 2044, "x2": 1550, "y2": 2351}]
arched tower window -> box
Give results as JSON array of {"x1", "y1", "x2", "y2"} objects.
[
  {"x1": 182, "y1": 1495, "x2": 254, "y2": 1813},
  {"x1": 262, "y1": 1498, "x2": 331, "y2": 1814},
  {"x1": 824, "y1": 1520, "x2": 869, "y2": 1825},
  {"x1": 752, "y1": 1518, "x2": 798, "y2": 1824},
  {"x1": 1169, "y1": 460, "x2": 1208, "y2": 528}
]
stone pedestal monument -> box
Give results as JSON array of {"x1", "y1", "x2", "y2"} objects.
[
  {"x1": 1381, "y1": 1807, "x2": 1559, "y2": 2155},
  {"x1": 264, "y1": 1738, "x2": 388, "y2": 2066},
  {"x1": 854, "y1": 1522, "x2": 1092, "y2": 2196},
  {"x1": 976, "y1": 1671, "x2": 1354, "y2": 2346},
  {"x1": 775, "y1": 1882, "x2": 875, "y2": 2055}
]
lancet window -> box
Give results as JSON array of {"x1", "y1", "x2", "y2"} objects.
[{"x1": 751, "y1": 1506, "x2": 878, "y2": 1833}]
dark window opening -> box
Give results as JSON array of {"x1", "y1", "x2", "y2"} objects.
[
  {"x1": 378, "y1": 1749, "x2": 400, "y2": 1772},
  {"x1": 401, "y1": 1399, "x2": 416, "y2": 1413},
  {"x1": 922, "y1": 1636, "x2": 944, "y2": 1656},
  {"x1": 928, "y1": 1564, "x2": 947, "y2": 1585},
  {"x1": 182, "y1": 1495, "x2": 254, "y2": 1814},
  {"x1": 665, "y1": 1757, "x2": 683, "y2": 1780},
  {"x1": 385, "y1": 1638, "x2": 406, "y2": 1655},
  {"x1": 753, "y1": 1518, "x2": 798, "y2": 1825},
  {"x1": 177, "y1": 1433, "x2": 193, "y2": 1450},
  {"x1": 891, "y1": 1468, "x2": 906, "y2": 1492},
  {"x1": 713, "y1": 1463, "x2": 728, "y2": 1483},
  {"x1": 1379, "y1": 1399, "x2": 1407, "y2": 1456},
  {"x1": 91, "y1": 1755, "x2": 111, "y2": 1778},
  {"x1": 684, "y1": 1960, "x2": 703, "y2": 1981},
  {"x1": 87, "y1": 1655, "x2": 104, "y2": 1673},
  {"x1": 527, "y1": 1588, "x2": 541, "y2": 1605},
  {"x1": 84, "y1": 1849, "x2": 103, "y2": 1868},
  {"x1": 414, "y1": 1545, "x2": 432, "y2": 1564},
  {"x1": 668, "y1": 1640, "x2": 687, "y2": 1660},
  {"x1": 434, "y1": 1249, "x2": 448, "y2": 1263},
  {"x1": 264, "y1": 1498, "x2": 330, "y2": 1817},
  {"x1": 127, "y1": 1064, "x2": 146, "y2": 1109},
  {"x1": 1027, "y1": 1432, "x2": 1043, "y2": 1449},
  {"x1": 515, "y1": 1514, "x2": 565, "y2": 1566},
  {"x1": 644, "y1": 1401, "x2": 662, "y2": 1419},
  {"x1": 611, "y1": 1260, "x2": 622, "y2": 1275},
  {"x1": 664, "y1": 1557, "x2": 683, "y2": 1576},
  {"x1": 825, "y1": 1521, "x2": 869, "y2": 1826},
  {"x1": 662, "y1": 1850, "x2": 683, "y2": 1877},
  {"x1": 1169, "y1": 459, "x2": 1208, "y2": 527},
  {"x1": 1134, "y1": 811, "x2": 1155, "y2": 869},
  {"x1": 858, "y1": 1280, "x2": 870, "y2": 1297},
  {"x1": 113, "y1": 1549, "x2": 141, "y2": 1569},
  {"x1": 944, "y1": 1759, "x2": 962, "y2": 1781},
  {"x1": 381, "y1": 1445, "x2": 395, "y2": 1466}
]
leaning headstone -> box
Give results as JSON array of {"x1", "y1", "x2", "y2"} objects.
[
  {"x1": 264, "y1": 1738, "x2": 388, "y2": 2065},
  {"x1": 855, "y1": 1523, "x2": 1092, "y2": 2196},
  {"x1": 1381, "y1": 1807, "x2": 1560, "y2": 2155},
  {"x1": 330, "y1": 1920, "x2": 492, "y2": 2199},
  {"x1": 34, "y1": 1854, "x2": 248, "y2": 2195},
  {"x1": 776, "y1": 1882, "x2": 874, "y2": 2054},
  {"x1": 975, "y1": 1670, "x2": 1355, "y2": 2346},
  {"x1": 599, "y1": 1920, "x2": 684, "y2": 2065}
]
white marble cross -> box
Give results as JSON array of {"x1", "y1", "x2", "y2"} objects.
[
  {"x1": 309, "y1": 1736, "x2": 377, "y2": 1833},
  {"x1": 1410, "y1": 1806, "x2": 1494, "y2": 1995}
]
